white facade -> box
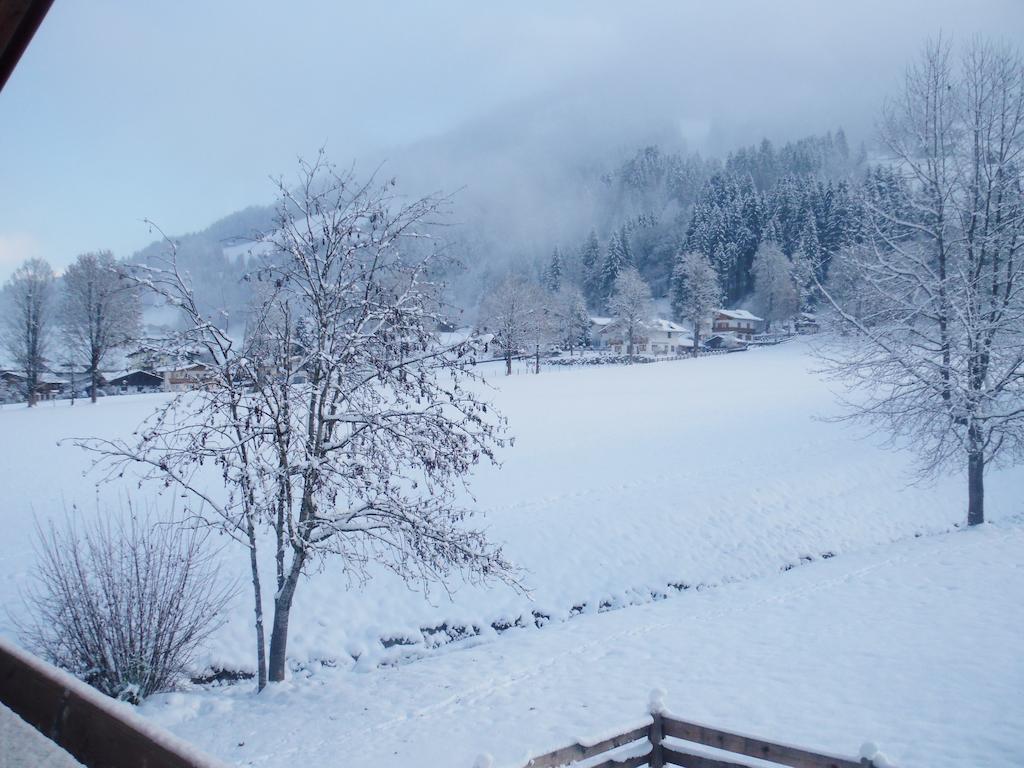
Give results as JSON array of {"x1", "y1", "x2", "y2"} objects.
[
  {"x1": 644, "y1": 319, "x2": 695, "y2": 354},
  {"x1": 595, "y1": 317, "x2": 694, "y2": 355}
]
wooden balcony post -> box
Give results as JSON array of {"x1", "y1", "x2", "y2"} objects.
[{"x1": 648, "y1": 688, "x2": 666, "y2": 768}]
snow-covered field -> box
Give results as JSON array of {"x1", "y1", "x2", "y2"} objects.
[
  {"x1": 1, "y1": 340, "x2": 1022, "y2": 767},
  {"x1": 143, "y1": 523, "x2": 1024, "y2": 768}
]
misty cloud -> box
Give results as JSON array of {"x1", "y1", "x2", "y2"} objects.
[{"x1": 1, "y1": 0, "x2": 1021, "y2": 281}]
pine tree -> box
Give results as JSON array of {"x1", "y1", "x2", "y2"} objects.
[
  {"x1": 618, "y1": 224, "x2": 634, "y2": 269},
  {"x1": 600, "y1": 230, "x2": 628, "y2": 307},
  {"x1": 545, "y1": 247, "x2": 563, "y2": 293},
  {"x1": 793, "y1": 213, "x2": 822, "y2": 309},
  {"x1": 580, "y1": 230, "x2": 602, "y2": 308}
]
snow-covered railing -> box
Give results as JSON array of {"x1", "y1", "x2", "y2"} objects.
[
  {"x1": 483, "y1": 690, "x2": 892, "y2": 768},
  {"x1": 0, "y1": 638, "x2": 229, "y2": 768}
]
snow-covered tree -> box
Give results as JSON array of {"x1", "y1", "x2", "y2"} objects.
[
  {"x1": 551, "y1": 285, "x2": 591, "y2": 355},
  {"x1": 792, "y1": 214, "x2": 822, "y2": 309},
  {"x1": 817, "y1": 39, "x2": 1024, "y2": 527},
  {"x1": 85, "y1": 154, "x2": 517, "y2": 688},
  {"x1": 545, "y1": 247, "x2": 564, "y2": 293},
  {"x1": 580, "y1": 230, "x2": 603, "y2": 307},
  {"x1": 478, "y1": 274, "x2": 549, "y2": 375},
  {"x1": 600, "y1": 229, "x2": 630, "y2": 307},
  {"x1": 1, "y1": 258, "x2": 54, "y2": 406},
  {"x1": 750, "y1": 241, "x2": 799, "y2": 331},
  {"x1": 60, "y1": 251, "x2": 141, "y2": 402},
  {"x1": 607, "y1": 267, "x2": 651, "y2": 359},
  {"x1": 670, "y1": 251, "x2": 721, "y2": 352}
]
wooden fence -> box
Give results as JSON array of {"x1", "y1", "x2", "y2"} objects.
[
  {"x1": 499, "y1": 693, "x2": 886, "y2": 768},
  {"x1": 0, "y1": 638, "x2": 227, "y2": 768},
  {"x1": 2, "y1": 638, "x2": 889, "y2": 768}
]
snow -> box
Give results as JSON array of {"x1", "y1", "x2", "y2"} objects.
[
  {"x1": 0, "y1": 340, "x2": 1022, "y2": 766},
  {"x1": 0, "y1": 703, "x2": 84, "y2": 768},
  {"x1": 0, "y1": 638, "x2": 230, "y2": 768},
  {"x1": 139, "y1": 523, "x2": 1024, "y2": 768}
]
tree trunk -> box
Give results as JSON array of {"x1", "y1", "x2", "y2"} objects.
[
  {"x1": 246, "y1": 518, "x2": 268, "y2": 691},
  {"x1": 268, "y1": 556, "x2": 303, "y2": 682},
  {"x1": 967, "y1": 449, "x2": 984, "y2": 526},
  {"x1": 505, "y1": 349, "x2": 512, "y2": 376},
  {"x1": 90, "y1": 366, "x2": 99, "y2": 404}
]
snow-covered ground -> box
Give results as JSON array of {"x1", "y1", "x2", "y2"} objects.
[
  {"x1": 0, "y1": 340, "x2": 1022, "y2": 767},
  {"x1": 141, "y1": 522, "x2": 1024, "y2": 768},
  {"x1": 0, "y1": 704, "x2": 83, "y2": 768}
]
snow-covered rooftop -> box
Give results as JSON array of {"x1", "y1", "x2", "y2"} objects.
[
  {"x1": 645, "y1": 318, "x2": 689, "y2": 333},
  {"x1": 716, "y1": 309, "x2": 763, "y2": 322}
]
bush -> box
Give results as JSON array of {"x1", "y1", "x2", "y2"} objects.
[{"x1": 19, "y1": 507, "x2": 233, "y2": 703}]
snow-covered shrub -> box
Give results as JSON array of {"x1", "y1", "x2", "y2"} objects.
[{"x1": 18, "y1": 507, "x2": 233, "y2": 703}]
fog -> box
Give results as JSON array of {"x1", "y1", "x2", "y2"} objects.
[{"x1": 1, "y1": 0, "x2": 1022, "y2": 280}]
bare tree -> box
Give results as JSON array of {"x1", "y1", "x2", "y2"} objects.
[
  {"x1": 751, "y1": 241, "x2": 799, "y2": 332},
  {"x1": 550, "y1": 285, "x2": 591, "y2": 356},
  {"x1": 478, "y1": 274, "x2": 548, "y2": 375},
  {"x1": 817, "y1": 38, "x2": 1024, "y2": 526},
  {"x1": 18, "y1": 506, "x2": 232, "y2": 703},
  {"x1": 85, "y1": 154, "x2": 516, "y2": 688},
  {"x1": 60, "y1": 251, "x2": 141, "y2": 402},
  {"x1": 608, "y1": 267, "x2": 652, "y2": 360},
  {"x1": 670, "y1": 252, "x2": 721, "y2": 352},
  {"x1": 1, "y1": 258, "x2": 54, "y2": 406}
]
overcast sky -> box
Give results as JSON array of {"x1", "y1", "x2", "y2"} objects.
[{"x1": 1, "y1": 0, "x2": 1022, "y2": 281}]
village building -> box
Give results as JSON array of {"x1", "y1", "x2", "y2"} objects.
[
  {"x1": 588, "y1": 317, "x2": 614, "y2": 349},
  {"x1": 106, "y1": 370, "x2": 165, "y2": 394},
  {"x1": 644, "y1": 319, "x2": 694, "y2": 354},
  {"x1": 794, "y1": 312, "x2": 820, "y2": 334},
  {"x1": 158, "y1": 362, "x2": 213, "y2": 392},
  {"x1": 594, "y1": 317, "x2": 694, "y2": 355},
  {"x1": 712, "y1": 309, "x2": 764, "y2": 341},
  {"x1": 125, "y1": 344, "x2": 204, "y2": 372}
]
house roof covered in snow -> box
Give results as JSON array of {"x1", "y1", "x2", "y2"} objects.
[
  {"x1": 107, "y1": 369, "x2": 164, "y2": 384},
  {"x1": 645, "y1": 318, "x2": 689, "y2": 333},
  {"x1": 716, "y1": 309, "x2": 764, "y2": 322},
  {"x1": 589, "y1": 316, "x2": 614, "y2": 326}
]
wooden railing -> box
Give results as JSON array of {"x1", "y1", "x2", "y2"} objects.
[
  {"x1": 492, "y1": 692, "x2": 889, "y2": 768},
  {"x1": 0, "y1": 638, "x2": 228, "y2": 768},
  {"x1": 2, "y1": 640, "x2": 891, "y2": 768}
]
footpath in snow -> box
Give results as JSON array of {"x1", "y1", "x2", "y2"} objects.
[{"x1": 142, "y1": 523, "x2": 1024, "y2": 768}]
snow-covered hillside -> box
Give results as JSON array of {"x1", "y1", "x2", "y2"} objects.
[{"x1": 1, "y1": 340, "x2": 1023, "y2": 766}]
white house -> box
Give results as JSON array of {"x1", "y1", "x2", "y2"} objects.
[
  {"x1": 712, "y1": 309, "x2": 763, "y2": 341},
  {"x1": 594, "y1": 317, "x2": 694, "y2": 355},
  {"x1": 644, "y1": 318, "x2": 694, "y2": 354},
  {"x1": 157, "y1": 362, "x2": 213, "y2": 392},
  {"x1": 588, "y1": 317, "x2": 615, "y2": 350}
]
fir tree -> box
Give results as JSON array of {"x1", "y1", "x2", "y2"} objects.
[
  {"x1": 600, "y1": 230, "x2": 629, "y2": 307},
  {"x1": 545, "y1": 247, "x2": 563, "y2": 293},
  {"x1": 580, "y1": 230, "x2": 603, "y2": 308}
]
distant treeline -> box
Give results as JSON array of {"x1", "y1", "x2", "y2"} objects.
[{"x1": 129, "y1": 129, "x2": 909, "y2": 323}]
